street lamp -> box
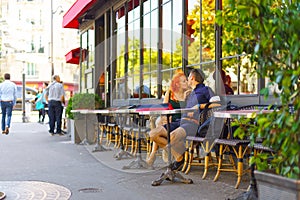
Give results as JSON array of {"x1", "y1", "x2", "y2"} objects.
[
  {"x1": 50, "y1": 0, "x2": 63, "y2": 77},
  {"x1": 22, "y1": 61, "x2": 27, "y2": 123}
]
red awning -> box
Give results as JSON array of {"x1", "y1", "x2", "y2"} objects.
[
  {"x1": 63, "y1": 0, "x2": 96, "y2": 29},
  {"x1": 65, "y1": 47, "x2": 81, "y2": 64},
  {"x1": 118, "y1": 0, "x2": 140, "y2": 19}
]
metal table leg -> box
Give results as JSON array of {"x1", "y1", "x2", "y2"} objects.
[
  {"x1": 151, "y1": 114, "x2": 193, "y2": 186},
  {"x1": 122, "y1": 114, "x2": 152, "y2": 170},
  {"x1": 232, "y1": 152, "x2": 258, "y2": 200}
]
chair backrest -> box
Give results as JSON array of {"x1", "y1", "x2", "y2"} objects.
[
  {"x1": 197, "y1": 103, "x2": 222, "y2": 137},
  {"x1": 238, "y1": 104, "x2": 270, "y2": 110},
  {"x1": 198, "y1": 103, "x2": 237, "y2": 152}
]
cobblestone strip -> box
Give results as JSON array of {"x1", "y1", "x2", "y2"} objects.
[{"x1": 0, "y1": 181, "x2": 71, "y2": 200}]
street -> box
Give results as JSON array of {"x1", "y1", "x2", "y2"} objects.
[{"x1": 0, "y1": 111, "x2": 248, "y2": 200}]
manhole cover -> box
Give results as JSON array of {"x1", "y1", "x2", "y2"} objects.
[
  {"x1": 78, "y1": 188, "x2": 103, "y2": 193},
  {"x1": 0, "y1": 192, "x2": 5, "y2": 200}
]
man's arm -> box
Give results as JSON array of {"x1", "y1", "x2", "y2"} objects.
[{"x1": 13, "y1": 84, "x2": 17, "y2": 106}]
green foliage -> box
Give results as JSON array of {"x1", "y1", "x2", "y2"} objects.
[
  {"x1": 65, "y1": 93, "x2": 104, "y2": 119},
  {"x1": 65, "y1": 96, "x2": 73, "y2": 119},
  {"x1": 217, "y1": 0, "x2": 300, "y2": 179}
]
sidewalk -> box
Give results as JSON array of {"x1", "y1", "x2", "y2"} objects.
[{"x1": 0, "y1": 112, "x2": 248, "y2": 199}]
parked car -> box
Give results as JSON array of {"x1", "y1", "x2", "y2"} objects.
[{"x1": 14, "y1": 86, "x2": 38, "y2": 111}]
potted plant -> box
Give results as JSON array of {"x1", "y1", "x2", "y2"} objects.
[
  {"x1": 71, "y1": 93, "x2": 104, "y2": 110},
  {"x1": 65, "y1": 93, "x2": 104, "y2": 143},
  {"x1": 216, "y1": 0, "x2": 299, "y2": 199}
]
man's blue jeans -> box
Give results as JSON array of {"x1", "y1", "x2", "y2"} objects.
[
  {"x1": 48, "y1": 100, "x2": 63, "y2": 133},
  {"x1": 1, "y1": 101, "x2": 13, "y2": 131}
]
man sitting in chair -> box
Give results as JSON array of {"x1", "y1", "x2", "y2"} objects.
[{"x1": 149, "y1": 68, "x2": 214, "y2": 170}]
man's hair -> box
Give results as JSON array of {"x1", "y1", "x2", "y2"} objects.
[
  {"x1": 190, "y1": 69, "x2": 205, "y2": 84},
  {"x1": 44, "y1": 82, "x2": 49, "y2": 86},
  {"x1": 52, "y1": 75, "x2": 59, "y2": 81},
  {"x1": 4, "y1": 73, "x2": 10, "y2": 80}
]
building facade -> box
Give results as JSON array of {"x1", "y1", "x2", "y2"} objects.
[
  {"x1": 63, "y1": 0, "x2": 279, "y2": 107},
  {"x1": 0, "y1": 0, "x2": 79, "y2": 99}
]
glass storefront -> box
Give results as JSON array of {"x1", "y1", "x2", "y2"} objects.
[{"x1": 75, "y1": 0, "x2": 262, "y2": 106}]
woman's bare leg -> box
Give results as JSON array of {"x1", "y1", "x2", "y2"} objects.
[
  {"x1": 149, "y1": 126, "x2": 168, "y2": 147},
  {"x1": 146, "y1": 141, "x2": 159, "y2": 165}
]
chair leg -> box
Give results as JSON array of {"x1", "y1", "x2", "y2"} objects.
[
  {"x1": 123, "y1": 130, "x2": 128, "y2": 151},
  {"x1": 235, "y1": 145, "x2": 243, "y2": 189},
  {"x1": 134, "y1": 131, "x2": 138, "y2": 156},
  {"x1": 116, "y1": 127, "x2": 121, "y2": 149},
  {"x1": 214, "y1": 144, "x2": 223, "y2": 182},
  {"x1": 130, "y1": 131, "x2": 135, "y2": 155},
  {"x1": 100, "y1": 125, "x2": 106, "y2": 145},
  {"x1": 105, "y1": 126, "x2": 110, "y2": 146},
  {"x1": 185, "y1": 141, "x2": 194, "y2": 174},
  {"x1": 181, "y1": 140, "x2": 189, "y2": 172},
  {"x1": 114, "y1": 126, "x2": 119, "y2": 148}
]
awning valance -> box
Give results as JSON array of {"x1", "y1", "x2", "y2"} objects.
[
  {"x1": 65, "y1": 47, "x2": 81, "y2": 64},
  {"x1": 63, "y1": 0, "x2": 96, "y2": 29}
]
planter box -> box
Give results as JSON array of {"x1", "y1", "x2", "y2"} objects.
[
  {"x1": 66, "y1": 118, "x2": 75, "y2": 143},
  {"x1": 255, "y1": 170, "x2": 300, "y2": 200},
  {"x1": 73, "y1": 114, "x2": 98, "y2": 144}
]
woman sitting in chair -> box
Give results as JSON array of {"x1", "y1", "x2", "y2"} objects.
[{"x1": 146, "y1": 71, "x2": 189, "y2": 166}]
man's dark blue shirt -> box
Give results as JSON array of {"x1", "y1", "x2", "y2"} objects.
[{"x1": 183, "y1": 83, "x2": 213, "y2": 119}]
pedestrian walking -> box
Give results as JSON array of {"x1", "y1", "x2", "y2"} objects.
[
  {"x1": 35, "y1": 88, "x2": 45, "y2": 123},
  {"x1": 45, "y1": 75, "x2": 65, "y2": 136},
  {"x1": 41, "y1": 82, "x2": 49, "y2": 123},
  {"x1": 0, "y1": 73, "x2": 17, "y2": 135}
]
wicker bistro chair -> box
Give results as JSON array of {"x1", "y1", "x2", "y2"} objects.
[
  {"x1": 121, "y1": 114, "x2": 134, "y2": 152},
  {"x1": 107, "y1": 122, "x2": 120, "y2": 148},
  {"x1": 183, "y1": 103, "x2": 223, "y2": 179},
  {"x1": 213, "y1": 104, "x2": 275, "y2": 189},
  {"x1": 130, "y1": 114, "x2": 151, "y2": 156},
  {"x1": 94, "y1": 114, "x2": 108, "y2": 145},
  {"x1": 105, "y1": 116, "x2": 119, "y2": 147},
  {"x1": 118, "y1": 104, "x2": 158, "y2": 155}
]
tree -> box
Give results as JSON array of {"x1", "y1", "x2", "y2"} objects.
[{"x1": 217, "y1": 0, "x2": 300, "y2": 179}]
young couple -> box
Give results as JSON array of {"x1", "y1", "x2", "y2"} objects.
[{"x1": 147, "y1": 69, "x2": 214, "y2": 170}]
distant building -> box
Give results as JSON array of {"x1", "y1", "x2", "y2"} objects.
[{"x1": 0, "y1": 0, "x2": 79, "y2": 98}]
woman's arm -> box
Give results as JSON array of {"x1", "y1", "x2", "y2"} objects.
[{"x1": 163, "y1": 90, "x2": 170, "y2": 103}]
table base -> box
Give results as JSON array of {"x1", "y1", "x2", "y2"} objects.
[
  {"x1": 92, "y1": 143, "x2": 111, "y2": 152},
  {"x1": 151, "y1": 167, "x2": 193, "y2": 186},
  {"x1": 79, "y1": 138, "x2": 90, "y2": 145},
  {"x1": 232, "y1": 164, "x2": 258, "y2": 200},
  {"x1": 114, "y1": 149, "x2": 133, "y2": 160},
  {"x1": 232, "y1": 187, "x2": 257, "y2": 200},
  {"x1": 122, "y1": 153, "x2": 152, "y2": 170}
]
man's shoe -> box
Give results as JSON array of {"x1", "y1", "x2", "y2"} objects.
[
  {"x1": 2, "y1": 130, "x2": 6, "y2": 134},
  {"x1": 170, "y1": 159, "x2": 184, "y2": 171},
  {"x1": 5, "y1": 127, "x2": 9, "y2": 135},
  {"x1": 57, "y1": 133, "x2": 64, "y2": 136},
  {"x1": 49, "y1": 131, "x2": 54, "y2": 136}
]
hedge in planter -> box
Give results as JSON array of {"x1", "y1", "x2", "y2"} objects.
[{"x1": 65, "y1": 93, "x2": 104, "y2": 120}]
